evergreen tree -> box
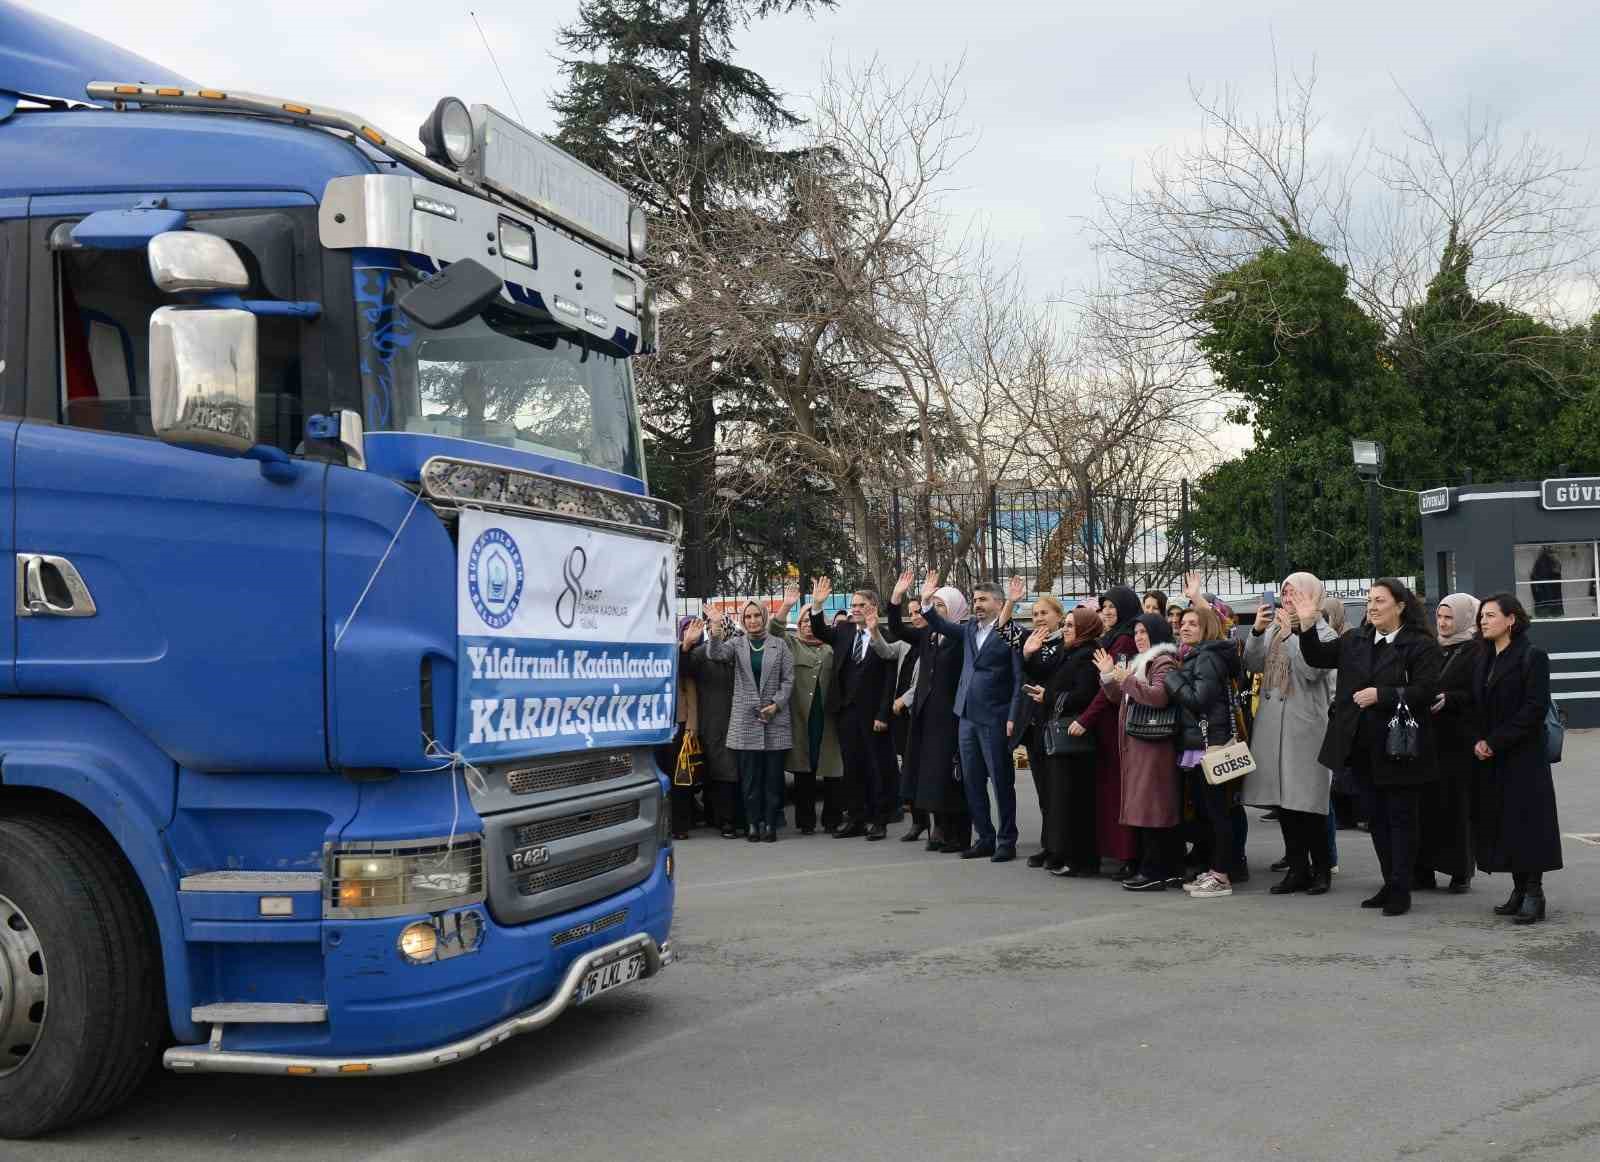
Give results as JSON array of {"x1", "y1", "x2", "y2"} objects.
[{"x1": 551, "y1": 0, "x2": 837, "y2": 597}]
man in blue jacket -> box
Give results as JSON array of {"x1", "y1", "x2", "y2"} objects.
[{"x1": 920, "y1": 572, "x2": 1024, "y2": 861}]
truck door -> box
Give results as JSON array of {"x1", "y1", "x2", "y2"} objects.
[
  {"x1": 0, "y1": 205, "x2": 22, "y2": 695},
  {"x1": 12, "y1": 205, "x2": 328, "y2": 770}
]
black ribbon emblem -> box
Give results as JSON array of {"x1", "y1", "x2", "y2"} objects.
[
  {"x1": 657, "y1": 557, "x2": 672, "y2": 621},
  {"x1": 556, "y1": 546, "x2": 587, "y2": 629}
]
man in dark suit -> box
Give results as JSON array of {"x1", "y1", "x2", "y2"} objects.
[
  {"x1": 806, "y1": 576, "x2": 897, "y2": 839},
  {"x1": 920, "y1": 574, "x2": 1024, "y2": 861}
]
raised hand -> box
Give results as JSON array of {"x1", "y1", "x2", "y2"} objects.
[
  {"x1": 864, "y1": 605, "x2": 880, "y2": 635},
  {"x1": 1023, "y1": 627, "x2": 1048, "y2": 656},
  {"x1": 1184, "y1": 570, "x2": 1203, "y2": 602},
  {"x1": 920, "y1": 569, "x2": 940, "y2": 604},
  {"x1": 811, "y1": 575, "x2": 832, "y2": 607},
  {"x1": 682, "y1": 618, "x2": 705, "y2": 648},
  {"x1": 1007, "y1": 574, "x2": 1027, "y2": 603},
  {"x1": 1092, "y1": 647, "x2": 1114, "y2": 673},
  {"x1": 1253, "y1": 603, "x2": 1273, "y2": 633},
  {"x1": 780, "y1": 583, "x2": 801, "y2": 611},
  {"x1": 893, "y1": 569, "x2": 915, "y2": 601},
  {"x1": 1288, "y1": 585, "x2": 1321, "y2": 627}
]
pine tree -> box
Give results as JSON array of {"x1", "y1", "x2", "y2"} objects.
[{"x1": 551, "y1": 0, "x2": 837, "y2": 597}]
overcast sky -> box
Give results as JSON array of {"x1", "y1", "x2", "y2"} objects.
[
  {"x1": 29, "y1": 0, "x2": 1600, "y2": 458},
  {"x1": 35, "y1": 0, "x2": 1598, "y2": 297}
]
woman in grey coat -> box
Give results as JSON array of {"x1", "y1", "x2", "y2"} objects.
[
  {"x1": 692, "y1": 601, "x2": 795, "y2": 843},
  {"x1": 1243, "y1": 571, "x2": 1339, "y2": 895}
]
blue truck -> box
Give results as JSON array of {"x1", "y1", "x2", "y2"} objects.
[{"x1": 0, "y1": 4, "x2": 678, "y2": 1137}]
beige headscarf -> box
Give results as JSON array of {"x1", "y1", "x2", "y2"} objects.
[
  {"x1": 1321, "y1": 596, "x2": 1348, "y2": 635},
  {"x1": 1262, "y1": 571, "x2": 1325, "y2": 697},
  {"x1": 1437, "y1": 592, "x2": 1481, "y2": 647}
]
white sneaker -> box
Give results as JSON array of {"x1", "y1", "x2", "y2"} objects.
[{"x1": 1189, "y1": 872, "x2": 1233, "y2": 898}]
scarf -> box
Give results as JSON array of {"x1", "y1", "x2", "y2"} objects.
[
  {"x1": 1437, "y1": 592, "x2": 1481, "y2": 647},
  {"x1": 1068, "y1": 605, "x2": 1103, "y2": 646},
  {"x1": 1100, "y1": 586, "x2": 1142, "y2": 648},
  {"x1": 1262, "y1": 571, "x2": 1324, "y2": 697},
  {"x1": 1135, "y1": 611, "x2": 1174, "y2": 648},
  {"x1": 932, "y1": 586, "x2": 969, "y2": 624}
]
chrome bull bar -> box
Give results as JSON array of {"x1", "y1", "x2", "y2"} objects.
[{"x1": 164, "y1": 934, "x2": 671, "y2": 1077}]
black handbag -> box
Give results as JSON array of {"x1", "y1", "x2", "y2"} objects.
[
  {"x1": 1385, "y1": 693, "x2": 1421, "y2": 762},
  {"x1": 1125, "y1": 700, "x2": 1179, "y2": 741},
  {"x1": 1043, "y1": 694, "x2": 1097, "y2": 756}
]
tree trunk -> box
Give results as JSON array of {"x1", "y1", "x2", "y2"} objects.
[{"x1": 679, "y1": 0, "x2": 716, "y2": 597}]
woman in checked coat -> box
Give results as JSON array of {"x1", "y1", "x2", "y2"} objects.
[{"x1": 691, "y1": 602, "x2": 795, "y2": 843}]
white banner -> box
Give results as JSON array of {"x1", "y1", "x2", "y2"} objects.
[{"x1": 455, "y1": 509, "x2": 677, "y2": 761}]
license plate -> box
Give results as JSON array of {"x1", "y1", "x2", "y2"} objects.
[{"x1": 577, "y1": 952, "x2": 645, "y2": 1003}]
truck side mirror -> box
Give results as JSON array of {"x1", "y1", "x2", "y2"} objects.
[
  {"x1": 148, "y1": 231, "x2": 250, "y2": 293},
  {"x1": 397, "y1": 257, "x2": 503, "y2": 329},
  {"x1": 149, "y1": 306, "x2": 260, "y2": 454}
]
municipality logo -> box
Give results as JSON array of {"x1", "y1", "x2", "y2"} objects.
[{"x1": 467, "y1": 527, "x2": 525, "y2": 630}]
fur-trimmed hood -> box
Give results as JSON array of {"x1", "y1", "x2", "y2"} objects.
[{"x1": 1130, "y1": 641, "x2": 1179, "y2": 681}]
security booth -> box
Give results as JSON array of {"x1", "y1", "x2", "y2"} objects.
[{"x1": 1419, "y1": 477, "x2": 1600, "y2": 726}]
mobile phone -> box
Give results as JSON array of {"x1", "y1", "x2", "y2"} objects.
[
  {"x1": 1024, "y1": 683, "x2": 1044, "y2": 696},
  {"x1": 1261, "y1": 586, "x2": 1276, "y2": 609}
]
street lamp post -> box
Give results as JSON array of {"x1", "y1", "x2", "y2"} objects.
[{"x1": 1351, "y1": 439, "x2": 1386, "y2": 581}]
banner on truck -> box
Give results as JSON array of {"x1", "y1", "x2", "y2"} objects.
[{"x1": 456, "y1": 509, "x2": 677, "y2": 761}]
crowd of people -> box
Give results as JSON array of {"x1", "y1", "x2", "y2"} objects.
[{"x1": 661, "y1": 568, "x2": 1564, "y2": 923}]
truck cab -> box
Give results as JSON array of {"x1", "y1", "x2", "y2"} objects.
[{"x1": 0, "y1": 4, "x2": 676, "y2": 1137}]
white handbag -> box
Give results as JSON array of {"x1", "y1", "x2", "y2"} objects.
[{"x1": 1199, "y1": 684, "x2": 1256, "y2": 786}]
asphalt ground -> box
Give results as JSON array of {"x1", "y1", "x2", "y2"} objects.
[{"x1": 12, "y1": 734, "x2": 1600, "y2": 1162}]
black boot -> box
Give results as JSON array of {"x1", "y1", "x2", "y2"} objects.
[
  {"x1": 1270, "y1": 870, "x2": 1313, "y2": 895},
  {"x1": 1514, "y1": 881, "x2": 1547, "y2": 924},
  {"x1": 1494, "y1": 879, "x2": 1527, "y2": 917}
]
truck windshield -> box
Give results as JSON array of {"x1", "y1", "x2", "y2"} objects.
[{"x1": 354, "y1": 265, "x2": 643, "y2": 478}]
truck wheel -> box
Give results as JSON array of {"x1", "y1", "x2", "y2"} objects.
[{"x1": 0, "y1": 814, "x2": 165, "y2": 1138}]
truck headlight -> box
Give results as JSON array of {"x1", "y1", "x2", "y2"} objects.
[
  {"x1": 419, "y1": 97, "x2": 474, "y2": 169},
  {"x1": 327, "y1": 837, "x2": 485, "y2": 917}
]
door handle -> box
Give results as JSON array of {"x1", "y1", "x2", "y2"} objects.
[{"x1": 16, "y1": 553, "x2": 98, "y2": 618}]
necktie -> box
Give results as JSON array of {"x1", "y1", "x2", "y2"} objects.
[{"x1": 855, "y1": 632, "x2": 867, "y2": 662}]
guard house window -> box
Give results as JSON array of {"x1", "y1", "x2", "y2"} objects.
[
  {"x1": 53, "y1": 239, "x2": 304, "y2": 452},
  {"x1": 1514, "y1": 542, "x2": 1599, "y2": 621}
]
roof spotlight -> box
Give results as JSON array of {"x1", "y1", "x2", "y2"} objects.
[{"x1": 419, "y1": 97, "x2": 474, "y2": 169}]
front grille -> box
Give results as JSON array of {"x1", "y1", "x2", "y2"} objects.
[
  {"x1": 551, "y1": 908, "x2": 630, "y2": 947},
  {"x1": 516, "y1": 844, "x2": 638, "y2": 896},
  {"x1": 514, "y1": 801, "x2": 639, "y2": 847},
  {"x1": 506, "y1": 752, "x2": 635, "y2": 796}
]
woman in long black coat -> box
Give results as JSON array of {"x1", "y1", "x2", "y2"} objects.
[
  {"x1": 1471, "y1": 592, "x2": 1563, "y2": 924},
  {"x1": 1289, "y1": 579, "x2": 1442, "y2": 917},
  {"x1": 887, "y1": 572, "x2": 971, "y2": 853},
  {"x1": 1418, "y1": 593, "x2": 1481, "y2": 892},
  {"x1": 1035, "y1": 606, "x2": 1107, "y2": 877}
]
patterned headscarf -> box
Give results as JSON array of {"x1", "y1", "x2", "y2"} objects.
[{"x1": 1437, "y1": 592, "x2": 1481, "y2": 647}]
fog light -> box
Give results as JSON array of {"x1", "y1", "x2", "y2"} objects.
[{"x1": 399, "y1": 921, "x2": 438, "y2": 962}]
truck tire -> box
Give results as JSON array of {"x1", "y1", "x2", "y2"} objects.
[{"x1": 0, "y1": 814, "x2": 166, "y2": 1138}]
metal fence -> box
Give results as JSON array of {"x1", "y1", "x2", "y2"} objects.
[{"x1": 677, "y1": 480, "x2": 1261, "y2": 614}]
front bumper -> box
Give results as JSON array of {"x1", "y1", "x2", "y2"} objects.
[{"x1": 164, "y1": 934, "x2": 672, "y2": 1077}]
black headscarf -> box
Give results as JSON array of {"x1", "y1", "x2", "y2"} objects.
[
  {"x1": 1100, "y1": 586, "x2": 1142, "y2": 647},
  {"x1": 1135, "y1": 611, "x2": 1174, "y2": 648}
]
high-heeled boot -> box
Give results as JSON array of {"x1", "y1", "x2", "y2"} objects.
[
  {"x1": 1514, "y1": 885, "x2": 1547, "y2": 925},
  {"x1": 1493, "y1": 875, "x2": 1527, "y2": 916}
]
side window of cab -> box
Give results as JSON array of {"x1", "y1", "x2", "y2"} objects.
[{"x1": 40, "y1": 211, "x2": 312, "y2": 452}]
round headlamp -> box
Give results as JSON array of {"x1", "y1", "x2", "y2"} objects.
[
  {"x1": 419, "y1": 97, "x2": 474, "y2": 169},
  {"x1": 629, "y1": 205, "x2": 648, "y2": 259}
]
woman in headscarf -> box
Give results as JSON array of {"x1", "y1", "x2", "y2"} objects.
[
  {"x1": 1417, "y1": 592, "x2": 1482, "y2": 892},
  {"x1": 770, "y1": 588, "x2": 844, "y2": 835},
  {"x1": 1096, "y1": 612, "x2": 1183, "y2": 890},
  {"x1": 1243, "y1": 572, "x2": 1340, "y2": 895},
  {"x1": 700, "y1": 600, "x2": 795, "y2": 843},
  {"x1": 1076, "y1": 585, "x2": 1143, "y2": 878},
  {"x1": 886, "y1": 571, "x2": 973, "y2": 853}
]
